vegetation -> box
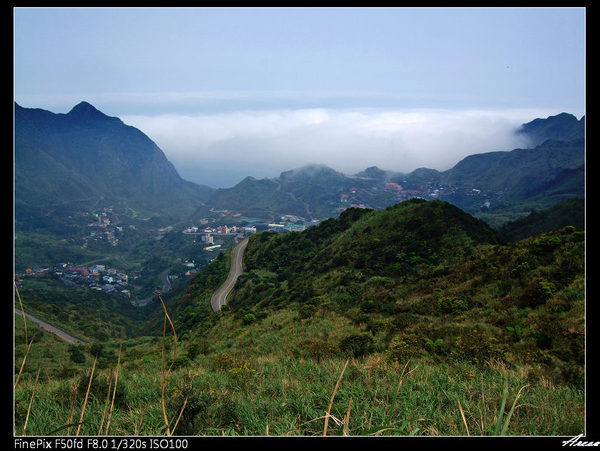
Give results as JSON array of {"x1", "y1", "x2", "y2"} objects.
[{"x1": 14, "y1": 199, "x2": 585, "y2": 436}]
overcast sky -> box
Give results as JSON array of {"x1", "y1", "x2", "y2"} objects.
[{"x1": 14, "y1": 7, "x2": 585, "y2": 188}]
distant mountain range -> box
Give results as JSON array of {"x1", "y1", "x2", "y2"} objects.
[
  {"x1": 200, "y1": 112, "x2": 584, "y2": 222},
  {"x1": 14, "y1": 101, "x2": 214, "y2": 224},
  {"x1": 14, "y1": 102, "x2": 584, "y2": 229}
]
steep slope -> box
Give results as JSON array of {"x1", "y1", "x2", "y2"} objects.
[
  {"x1": 517, "y1": 112, "x2": 585, "y2": 146},
  {"x1": 14, "y1": 101, "x2": 214, "y2": 219}
]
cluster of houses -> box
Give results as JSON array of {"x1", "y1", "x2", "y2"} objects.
[
  {"x1": 183, "y1": 224, "x2": 253, "y2": 236},
  {"x1": 85, "y1": 212, "x2": 123, "y2": 246},
  {"x1": 183, "y1": 216, "x2": 322, "y2": 241},
  {"x1": 61, "y1": 263, "x2": 133, "y2": 296},
  {"x1": 17, "y1": 263, "x2": 134, "y2": 298}
]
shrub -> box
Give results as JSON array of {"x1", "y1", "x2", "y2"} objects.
[
  {"x1": 532, "y1": 235, "x2": 561, "y2": 255},
  {"x1": 172, "y1": 355, "x2": 192, "y2": 370},
  {"x1": 450, "y1": 329, "x2": 505, "y2": 365},
  {"x1": 339, "y1": 332, "x2": 374, "y2": 358},
  {"x1": 299, "y1": 304, "x2": 317, "y2": 319},
  {"x1": 213, "y1": 353, "x2": 236, "y2": 372},
  {"x1": 438, "y1": 297, "x2": 471, "y2": 314},
  {"x1": 385, "y1": 333, "x2": 422, "y2": 362},
  {"x1": 301, "y1": 338, "x2": 337, "y2": 362},
  {"x1": 242, "y1": 313, "x2": 256, "y2": 325},
  {"x1": 519, "y1": 278, "x2": 556, "y2": 308},
  {"x1": 186, "y1": 340, "x2": 209, "y2": 360},
  {"x1": 424, "y1": 338, "x2": 450, "y2": 356},
  {"x1": 68, "y1": 346, "x2": 86, "y2": 364}
]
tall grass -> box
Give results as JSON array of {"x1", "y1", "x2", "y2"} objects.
[{"x1": 14, "y1": 291, "x2": 584, "y2": 436}]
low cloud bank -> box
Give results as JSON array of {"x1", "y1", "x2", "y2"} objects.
[{"x1": 123, "y1": 107, "x2": 551, "y2": 188}]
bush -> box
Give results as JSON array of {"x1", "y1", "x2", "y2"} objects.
[
  {"x1": 186, "y1": 340, "x2": 210, "y2": 360},
  {"x1": 385, "y1": 333, "x2": 422, "y2": 362},
  {"x1": 68, "y1": 346, "x2": 86, "y2": 364},
  {"x1": 242, "y1": 313, "x2": 256, "y2": 325},
  {"x1": 171, "y1": 355, "x2": 192, "y2": 370},
  {"x1": 299, "y1": 304, "x2": 317, "y2": 319},
  {"x1": 339, "y1": 332, "x2": 374, "y2": 358},
  {"x1": 532, "y1": 235, "x2": 562, "y2": 255},
  {"x1": 519, "y1": 279, "x2": 556, "y2": 308},
  {"x1": 424, "y1": 338, "x2": 450, "y2": 356},
  {"x1": 450, "y1": 329, "x2": 505, "y2": 365},
  {"x1": 438, "y1": 297, "x2": 471, "y2": 314},
  {"x1": 300, "y1": 339, "x2": 336, "y2": 362}
]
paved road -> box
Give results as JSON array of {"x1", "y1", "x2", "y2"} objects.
[
  {"x1": 211, "y1": 237, "x2": 250, "y2": 312},
  {"x1": 14, "y1": 308, "x2": 85, "y2": 345}
]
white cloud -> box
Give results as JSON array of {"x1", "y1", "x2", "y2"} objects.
[{"x1": 122, "y1": 107, "x2": 554, "y2": 188}]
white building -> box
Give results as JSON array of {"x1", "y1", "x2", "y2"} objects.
[{"x1": 201, "y1": 233, "x2": 214, "y2": 244}]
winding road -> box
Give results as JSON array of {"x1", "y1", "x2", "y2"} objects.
[
  {"x1": 210, "y1": 237, "x2": 250, "y2": 312},
  {"x1": 14, "y1": 237, "x2": 250, "y2": 345},
  {"x1": 14, "y1": 308, "x2": 84, "y2": 345}
]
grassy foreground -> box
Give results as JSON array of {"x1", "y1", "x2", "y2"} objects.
[{"x1": 14, "y1": 304, "x2": 583, "y2": 437}]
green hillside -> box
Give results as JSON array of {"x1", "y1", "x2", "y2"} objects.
[
  {"x1": 15, "y1": 204, "x2": 584, "y2": 437},
  {"x1": 203, "y1": 176, "x2": 308, "y2": 219},
  {"x1": 16, "y1": 199, "x2": 584, "y2": 436},
  {"x1": 498, "y1": 198, "x2": 585, "y2": 241}
]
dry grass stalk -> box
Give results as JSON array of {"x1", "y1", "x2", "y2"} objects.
[
  {"x1": 97, "y1": 370, "x2": 114, "y2": 434},
  {"x1": 15, "y1": 337, "x2": 35, "y2": 389},
  {"x1": 458, "y1": 399, "x2": 470, "y2": 436},
  {"x1": 161, "y1": 315, "x2": 171, "y2": 435},
  {"x1": 14, "y1": 285, "x2": 34, "y2": 390},
  {"x1": 21, "y1": 367, "x2": 41, "y2": 436},
  {"x1": 323, "y1": 358, "x2": 350, "y2": 436},
  {"x1": 158, "y1": 296, "x2": 181, "y2": 436},
  {"x1": 135, "y1": 402, "x2": 150, "y2": 436},
  {"x1": 170, "y1": 397, "x2": 188, "y2": 435},
  {"x1": 15, "y1": 285, "x2": 28, "y2": 344},
  {"x1": 342, "y1": 397, "x2": 353, "y2": 436},
  {"x1": 65, "y1": 381, "x2": 81, "y2": 436},
  {"x1": 104, "y1": 346, "x2": 122, "y2": 435},
  {"x1": 76, "y1": 356, "x2": 98, "y2": 436},
  {"x1": 159, "y1": 296, "x2": 178, "y2": 375}
]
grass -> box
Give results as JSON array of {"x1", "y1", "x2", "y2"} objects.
[
  {"x1": 14, "y1": 287, "x2": 584, "y2": 437},
  {"x1": 14, "y1": 351, "x2": 584, "y2": 436}
]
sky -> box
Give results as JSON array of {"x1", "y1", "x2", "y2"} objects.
[{"x1": 14, "y1": 7, "x2": 586, "y2": 188}]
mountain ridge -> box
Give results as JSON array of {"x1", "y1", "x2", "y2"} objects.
[
  {"x1": 202, "y1": 111, "x2": 584, "y2": 223},
  {"x1": 15, "y1": 101, "x2": 214, "y2": 222}
]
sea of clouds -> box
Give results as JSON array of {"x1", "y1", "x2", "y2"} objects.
[{"x1": 122, "y1": 107, "x2": 550, "y2": 188}]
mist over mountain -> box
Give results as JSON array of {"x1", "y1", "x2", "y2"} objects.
[
  {"x1": 123, "y1": 107, "x2": 547, "y2": 188},
  {"x1": 14, "y1": 102, "x2": 584, "y2": 231},
  {"x1": 199, "y1": 111, "x2": 584, "y2": 223}
]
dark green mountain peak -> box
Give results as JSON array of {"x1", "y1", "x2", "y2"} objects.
[
  {"x1": 66, "y1": 101, "x2": 120, "y2": 124},
  {"x1": 517, "y1": 112, "x2": 584, "y2": 146},
  {"x1": 15, "y1": 101, "x2": 213, "y2": 220},
  {"x1": 354, "y1": 166, "x2": 393, "y2": 179},
  {"x1": 280, "y1": 164, "x2": 343, "y2": 181}
]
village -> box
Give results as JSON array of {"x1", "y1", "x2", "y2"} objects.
[
  {"x1": 15, "y1": 262, "x2": 136, "y2": 298},
  {"x1": 182, "y1": 215, "x2": 321, "y2": 248}
]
